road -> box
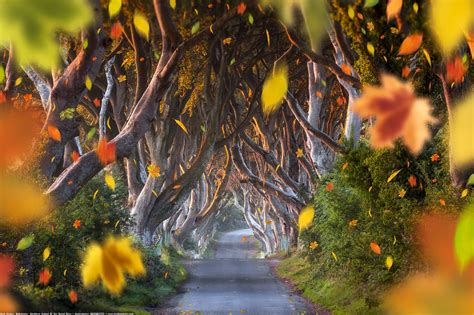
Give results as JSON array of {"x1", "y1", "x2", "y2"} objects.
[{"x1": 155, "y1": 229, "x2": 308, "y2": 315}]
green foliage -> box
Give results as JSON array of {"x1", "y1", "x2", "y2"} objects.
[
  {"x1": 290, "y1": 131, "x2": 465, "y2": 312},
  {"x1": 0, "y1": 0, "x2": 92, "y2": 70}
]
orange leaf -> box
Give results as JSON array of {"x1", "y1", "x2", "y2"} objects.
[
  {"x1": 439, "y1": 198, "x2": 446, "y2": 206},
  {"x1": 326, "y1": 182, "x2": 334, "y2": 191},
  {"x1": 408, "y1": 175, "x2": 417, "y2": 187},
  {"x1": 401, "y1": 66, "x2": 410, "y2": 78},
  {"x1": 0, "y1": 255, "x2": 15, "y2": 288},
  {"x1": 353, "y1": 74, "x2": 435, "y2": 155},
  {"x1": 71, "y1": 150, "x2": 80, "y2": 163},
  {"x1": 370, "y1": 242, "x2": 382, "y2": 254},
  {"x1": 398, "y1": 33, "x2": 423, "y2": 55},
  {"x1": 73, "y1": 219, "x2": 81, "y2": 229},
  {"x1": 386, "y1": 0, "x2": 402, "y2": 21},
  {"x1": 69, "y1": 290, "x2": 78, "y2": 303},
  {"x1": 341, "y1": 63, "x2": 351, "y2": 76},
  {"x1": 431, "y1": 153, "x2": 440, "y2": 162},
  {"x1": 96, "y1": 138, "x2": 116, "y2": 165},
  {"x1": 445, "y1": 56, "x2": 466, "y2": 84},
  {"x1": 38, "y1": 268, "x2": 52, "y2": 286},
  {"x1": 237, "y1": 2, "x2": 246, "y2": 15},
  {"x1": 47, "y1": 125, "x2": 61, "y2": 142},
  {"x1": 93, "y1": 98, "x2": 101, "y2": 107},
  {"x1": 110, "y1": 21, "x2": 123, "y2": 40}
]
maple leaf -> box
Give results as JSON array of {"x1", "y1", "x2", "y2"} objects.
[
  {"x1": 147, "y1": 164, "x2": 161, "y2": 178},
  {"x1": 309, "y1": 241, "x2": 319, "y2": 250},
  {"x1": 445, "y1": 56, "x2": 466, "y2": 84},
  {"x1": 408, "y1": 175, "x2": 417, "y2": 188},
  {"x1": 237, "y1": 2, "x2": 246, "y2": 15},
  {"x1": 296, "y1": 148, "x2": 303, "y2": 158},
  {"x1": 73, "y1": 219, "x2": 81, "y2": 229},
  {"x1": 96, "y1": 138, "x2": 116, "y2": 165},
  {"x1": 431, "y1": 153, "x2": 440, "y2": 162},
  {"x1": 353, "y1": 74, "x2": 436, "y2": 155},
  {"x1": 38, "y1": 268, "x2": 52, "y2": 286}
]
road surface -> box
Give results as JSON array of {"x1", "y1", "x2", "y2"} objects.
[{"x1": 155, "y1": 229, "x2": 308, "y2": 315}]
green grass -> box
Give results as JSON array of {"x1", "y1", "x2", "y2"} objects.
[{"x1": 276, "y1": 255, "x2": 381, "y2": 315}]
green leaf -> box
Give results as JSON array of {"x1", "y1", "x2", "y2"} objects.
[
  {"x1": 364, "y1": 0, "x2": 379, "y2": 8},
  {"x1": 468, "y1": 174, "x2": 474, "y2": 186},
  {"x1": 86, "y1": 127, "x2": 96, "y2": 141},
  {"x1": 454, "y1": 203, "x2": 474, "y2": 271},
  {"x1": 191, "y1": 22, "x2": 200, "y2": 34},
  {"x1": 17, "y1": 234, "x2": 35, "y2": 250},
  {"x1": 0, "y1": 0, "x2": 92, "y2": 70},
  {"x1": 0, "y1": 64, "x2": 4, "y2": 84},
  {"x1": 248, "y1": 13, "x2": 254, "y2": 24}
]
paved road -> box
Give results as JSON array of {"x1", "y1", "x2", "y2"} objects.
[{"x1": 155, "y1": 229, "x2": 308, "y2": 315}]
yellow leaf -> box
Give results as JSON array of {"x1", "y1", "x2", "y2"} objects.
[
  {"x1": 147, "y1": 164, "x2": 161, "y2": 177},
  {"x1": 367, "y1": 42, "x2": 375, "y2": 56},
  {"x1": 118, "y1": 75, "x2": 126, "y2": 82},
  {"x1": 430, "y1": 0, "x2": 473, "y2": 55},
  {"x1": 413, "y1": 2, "x2": 419, "y2": 13},
  {"x1": 261, "y1": 63, "x2": 288, "y2": 115},
  {"x1": 266, "y1": 29, "x2": 270, "y2": 47},
  {"x1": 399, "y1": 188, "x2": 406, "y2": 198},
  {"x1": 296, "y1": 148, "x2": 303, "y2": 158},
  {"x1": 43, "y1": 247, "x2": 51, "y2": 261},
  {"x1": 348, "y1": 6, "x2": 355, "y2": 19},
  {"x1": 387, "y1": 169, "x2": 402, "y2": 183},
  {"x1": 85, "y1": 76, "x2": 92, "y2": 90},
  {"x1": 451, "y1": 92, "x2": 474, "y2": 166},
  {"x1": 133, "y1": 11, "x2": 150, "y2": 41},
  {"x1": 331, "y1": 251, "x2": 338, "y2": 261},
  {"x1": 107, "y1": 117, "x2": 111, "y2": 130},
  {"x1": 299, "y1": 205, "x2": 315, "y2": 232},
  {"x1": 174, "y1": 119, "x2": 189, "y2": 135},
  {"x1": 109, "y1": 0, "x2": 122, "y2": 18},
  {"x1": 386, "y1": 255, "x2": 394, "y2": 270},
  {"x1": 423, "y1": 48, "x2": 432, "y2": 66},
  {"x1": 169, "y1": 0, "x2": 176, "y2": 10},
  {"x1": 93, "y1": 189, "x2": 99, "y2": 200},
  {"x1": 105, "y1": 173, "x2": 115, "y2": 191},
  {"x1": 461, "y1": 189, "x2": 469, "y2": 198},
  {"x1": 15, "y1": 77, "x2": 22, "y2": 86}
]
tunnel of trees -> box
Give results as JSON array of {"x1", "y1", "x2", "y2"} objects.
[{"x1": 0, "y1": 0, "x2": 473, "y2": 312}]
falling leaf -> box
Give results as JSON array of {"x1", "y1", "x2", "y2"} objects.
[
  {"x1": 349, "y1": 219, "x2": 358, "y2": 227},
  {"x1": 439, "y1": 198, "x2": 446, "y2": 206},
  {"x1": 386, "y1": 256, "x2": 394, "y2": 270},
  {"x1": 430, "y1": 0, "x2": 472, "y2": 55},
  {"x1": 69, "y1": 290, "x2": 78, "y2": 303},
  {"x1": 299, "y1": 205, "x2": 315, "y2": 232},
  {"x1": 461, "y1": 189, "x2": 469, "y2": 198},
  {"x1": 191, "y1": 22, "x2": 200, "y2": 34},
  {"x1": 108, "y1": 0, "x2": 121, "y2": 17},
  {"x1": 85, "y1": 76, "x2": 92, "y2": 90},
  {"x1": 0, "y1": 255, "x2": 15, "y2": 288},
  {"x1": 387, "y1": 169, "x2": 402, "y2": 183},
  {"x1": 401, "y1": 66, "x2": 410, "y2": 78},
  {"x1": 451, "y1": 93, "x2": 474, "y2": 166},
  {"x1": 134, "y1": 11, "x2": 150, "y2": 40},
  {"x1": 326, "y1": 182, "x2": 334, "y2": 191},
  {"x1": 446, "y1": 56, "x2": 467, "y2": 84},
  {"x1": 237, "y1": 2, "x2": 246, "y2": 15},
  {"x1": 422, "y1": 49, "x2": 432, "y2": 66},
  {"x1": 96, "y1": 138, "x2": 116, "y2": 165},
  {"x1": 38, "y1": 268, "x2": 52, "y2": 286},
  {"x1": 408, "y1": 175, "x2": 417, "y2": 188},
  {"x1": 174, "y1": 119, "x2": 189, "y2": 135},
  {"x1": 455, "y1": 203, "x2": 474, "y2": 271},
  {"x1": 169, "y1": 0, "x2": 176, "y2": 10},
  {"x1": 431, "y1": 153, "x2": 440, "y2": 162},
  {"x1": 370, "y1": 242, "x2": 382, "y2": 254},
  {"x1": 147, "y1": 164, "x2": 161, "y2": 177},
  {"x1": 386, "y1": 0, "x2": 402, "y2": 21},
  {"x1": 73, "y1": 219, "x2": 81, "y2": 229},
  {"x1": 341, "y1": 64, "x2": 351, "y2": 75},
  {"x1": 105, "y1": 173, "x2": 115, "y2": 191},
  {"x1": 364, "y1": 0, "x2": 379, "y2": 8},
  {"x1": 262, "y1": 63, "x2": 288, "y2": 115},
  {"x1": 248, "y1": 13, "x2": 254, "y2": 24},
  {"x1": 353, "y1": 74, "x2": 435, "y2": 155},
  {"x1": 309, "y1": 241, "x2": 318, "y2": 250},
  {"x1": 348, "y1": 6, "x2": 355, "y2": 19},
  {"x1": 47, "y1": 125, "x2": 61, "y2": 142},
  {"x1": 223, "y1": 37, "x2": 233, "y2": 45},
  {"x1": 43, "y1": 247, "x2": 51, "y2": 261},
  {"x1": 110, "y1": 21, "x2": 123, "y2": 40},
  {"x1": 413, "y1": 2, "x2": 419, "y2": 13},
  {"x1": 81, "y1": 236, "x2": 145, "y2": 295},
  {"x1": 16, "y1": 235, "x2": 34, "y2": 250},
  {"x1": 241, "y1": 236, "x2": 248, "y2": 242},
  {"x1": 398, "y1": 33, "x2": 423, "y2": 55},
  {"x1": 367, "y1": 42, "x2": 375, "y2": 56}
]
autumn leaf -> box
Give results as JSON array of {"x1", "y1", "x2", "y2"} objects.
[
  {"x1": 147, "y1": 164, "x2": 161, "y2": 177},
  {"x1": 237, "y1": 2, "x2": 246, "y2": 15},
  {"x1": 191, "y1": 22, "x2": 200, "y2": 34},
  {"x1": 296, "y1": 148, "x2": 303, "y2": 158},
  {"x1": 0, "y1": 293, "x2": 18, "y2": 312},
  {"x1": 386, "y1": 256, "x2": 394, "y2": 270},
  {"x1": 461, "y1": 189, "x2": 469, "y2": 198},
  {"x1": 454, "y1": 203, "x2": 474, "y2": 272},
  {"x1": 73, "y1": 219, "x2": 81, "y2": 229},
  {"x1": 262, "y1": 63, "x2": 288, "y2": 115},
  {"x1": 349, "y1": 219, "x2": 358, "y2": 227},
  {"x1": 108, "y1": 0, "x2": 121, "y2": 18},
  {"x1": 174, "y1": 119, "x2": 189, "y2": 135},
  {"x1": 96, "y1": 138, "x2": 116, "y2": 165},
  {"x1": 0, "y1": 255, "x2": 15, "y2": 288},
  {"x1": 69, "y1": 290, "x2": 78, "y2": 303},
  {"x1": 309, "y1": 241, "x2": 318, "y2": 250},
  {"x1": 386, "y1": 0, "x2": 402, "y2": 22},
  {"x1": 71, "y1": 150, "x2": 80, "y2": 162},
  {"x1": 47, "y1": 125, "x2": 61, "y2": 142},
  {"x1": 38, "y1": 268, "x2": 52, "y2": 286},
  {"x1": 105, "y1": 173, "x2": 115, "y2": 191},
  {"x1": 16, "y1": 234, "x2": 34, "y2": 250},
  {"x1": 366, "y1": 42, "x2": 375, "y2": 56},
  {"x1": 85, "y1": 75, "x2": 92, "y2": 90},
  {"x1": 431, "y1": 153, "x2": 440, "y2": 162},
  {"x1": 451, "y1": 93, "x2": 474, "y2": 166},
  {"x1": 342, "y1": 162, "x2": 349, "y2": 170},
  {"x1": 399, "y1": 189, "x2": 406, "y2": 198},
  {"x1": 353, "y1": 74, "x2": 435, "y2": 155},
  {"x1": 169, "y1": 0, "x2": 176, "y2": 9},
  {"x1": 133, "y1": 11, "x2": 150, "y2": 40},
  {"x1": 43, "y1": 247, "x2": 51, "y2": 261},
  {"x1": 398, "y1": 33, "x2": 423, "y2": 55},
  {"x1": 81, "y1": 236, "x2": 145, "y2": 295},
  {"x1": 445, "y1": 56, "x2": 467, "y2": 84},
  {"x1": 387, "y1": 169, "x2": 402, "y2": 183},
  {"x1": 326, "y1": 182, "x2": 334, "y2": 191},
  {"x1": 110, "y1": 21, "x2": 123, "y2": 40},
  {"x1": 299, "y1": 205, "x2": 315, "y2": 232},
  {"x1": 370, "y1": 242, "x2": 382, "y2": 254},
  {"x1": 408, "y1": 175, "x2": 417, "y2": 188}
]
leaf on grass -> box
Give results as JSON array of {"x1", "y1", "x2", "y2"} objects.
[
  {"x1": 43, "y1": 247, "x2": 51, "y2": 261},
  {"x1": 353, "y1": 74, "x2": 435, "y2": 155},
  {"x1": 367, "y1": 42, "x2": 375, "y2": 56},
  {"x1": 370, "y1": 242, "x2": 382, "y2": 254},
  {"x1": 461, "y1": 189, "x2": 469, "y2": 198},
  {"x1": 262, "y1": 63, "x2": 288, "y2": 115},
  {"x1": 398, "y1": 33, "x2": 423, "y2": 55},
  {"x1": 387, "y1": 169, "x2": 402, "y2": 183},
  {"x1": 299, "y1": 205, "x2": 315, "y2": 232},
  {"x1": 38, "y1": 268, "x2": 52, "y2": 285},
  {"x1": 105, "y1": 173, "x2": 115, "y2": 191},
  {"x1": 191, "y1": 22, "x2": 200, "y2": 34},
  {"x1": 326, "y1": 182, "x2": 334, "y2": 191},
  {"x1": 133, "y1": 11, "x2": 150, "y2": 40},
  {"x1": 386, "y1": 256, "x2": 394, "y2": 270},
  {"x1": 16, "y1": 235, "x2": 34, "y2": 250},
  {"x1": 73, "y1": 219, "x2": 81, "y2": 229}
]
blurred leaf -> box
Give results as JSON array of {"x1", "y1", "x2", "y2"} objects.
[
  {"x1": 86, "y1": 127, "x2": 96, "y2": 141},
  {"x1": 367, "y1": 42, "x2": 375, "y2": 56},
  {"x1": 451, "y1": 92, "x2": 474, "y2": 166},
  {"x1": 299, "y1": 205, "x2": 314, "y2": 232},
  {"x1": 262, "y1": 63, "x2": 288, "y2": 116},
  {"x1": 16, "y1": 235, "x2": 34, "y2": 250},
  {"x1": 133, "y1": 11, "x2": 150, "y2": 40},
  {"x1": 398, "y1": 33, "x2": 423, "y2": 55},
  {"x1": 105, "y1": 173, "x2": 115, "y2": 191},
  {"x1": 109, "y1": 0, "x2": 121, "y2": 17},
  {"x1": 454, "y1": 203, "x2": 474, "y2": 272},
  {"x1": 364, "y1": 0, "x2": 379, "y2": 8},
  {"x1": 0, "y1": 0, "x2": 92, "y2": 70},
  {"x1": 169, "y1": 0, "x2": 176, "y2": 10},
  {"x1": 386, "y1": 0, "x2": 402, "y2": 21},
  {"x1": 191, "y1": 22, "x2": 200, "y2": 34}
]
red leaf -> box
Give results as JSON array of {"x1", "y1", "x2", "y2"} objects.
[
  {"x1": 38, "y1": 268, "x2": 52, "y2": 286},
  {"x1": 69, "y1": 290, "x2": 78, "y2": 303},
  {"x1": 398, "y1": 33, "x2": 423, "y2": 55},
  {"x1": 0, "y1": 255, "x2": 15, "y2": 288},
  {"x1": 237, "y1": 2, "x2": 246, "y2": 15},
  {"x1": 445, "y1": 56, "x2": 466, "y2": 84},
  {"x1": 408, "y1": 175, "x2": 417, "y2": 187},
  {"x1": 96, "y1": 138, "x2": 116, "y2": 165},
  {"x1": 431, "y1": 153, "x2": 440, "y2": 162},
  {"x1": 326, "y1": 182, "x2": 334, "y2": 191},
  {"x1": 71, "y1": 150, "x2": 80, "y2": 163},
  {"x1": 73, "y1": 219, "x2": 81, "y2": 229},
  {"x1": 370, "y1": 242, "x2": 382, "y2": 254},
  {"x1": 341, "y1": 63, "x2": 351, "y2": 76},
  {"x1": 401, "y1": 66, "x2": 410, "y2": 78},
  {"x1": 93, "y1": 98, "x2": 101, "y2": 107},
  {"x1": 110, "y1": 21, "x2": 123, "y2": 40}
]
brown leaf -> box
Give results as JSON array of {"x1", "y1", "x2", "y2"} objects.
[{"x1": 353, "y1": 74, "x2": 435, "y2": 155}]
